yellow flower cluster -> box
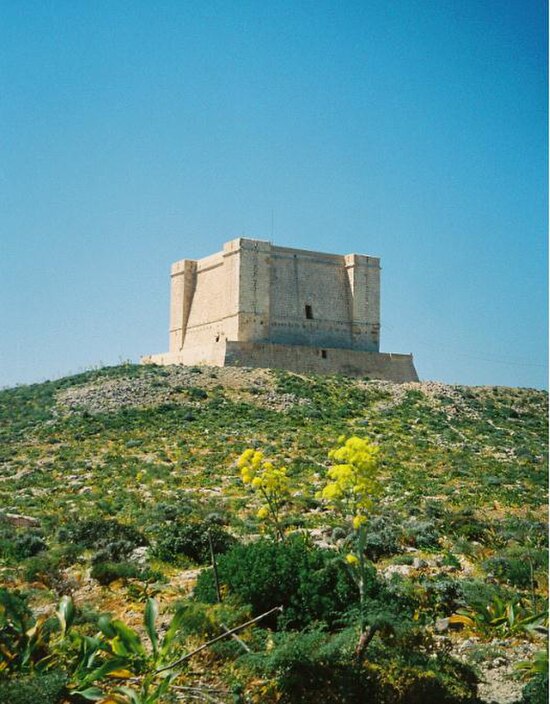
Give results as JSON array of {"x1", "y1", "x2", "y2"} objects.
[
  {"x1": 237, "y1": 449, "x2": 290, "y2": 539},
  {"x1": 237, "y1": 449, "x2": 263, "y2": 483},
  {"x1": 320, "y1": 436, "x2": 381, "y2": 527},
  {"x1": 238, "y1": 450, "x2": 290, "y2": 494}
]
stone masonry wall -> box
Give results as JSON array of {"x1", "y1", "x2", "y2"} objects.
[
  {"x1": 144, "y1": 237, "x2": 417, "y2": 382},
  {"x1": 235, "y1": 239, "x2": 380, "y2": 352},
  {"x1": 169, "y1": 246, "x2": 240, "y2": 362},
  {"x1": 224, "y1": 341, "x2": 418, "y2": 381}
]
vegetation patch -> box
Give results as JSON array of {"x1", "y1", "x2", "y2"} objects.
[{"x1": 0, "y1": 364, "x2": 547, "y2": 703}]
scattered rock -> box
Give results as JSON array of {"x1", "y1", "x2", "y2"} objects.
[
  {"x1": 54, "y1": 366, "x2": 305, "y2": 415},
  {"x1": 381, "y1": 564, "x2": 413, "y2": 579},
  {"x1": 2, "y1": 512, "x2": 40, "y2": 528},
  {"x1": 129, "y1": 547, "x2": 149, "y2": 568}
]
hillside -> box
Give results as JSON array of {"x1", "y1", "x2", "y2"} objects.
[{"x1": 0, "y1": 364, "x2": 547, "y2": 704}]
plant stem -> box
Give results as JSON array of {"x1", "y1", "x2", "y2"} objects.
[{"x1": 156, "y1": 605, "x2": 283, "y2": 673}]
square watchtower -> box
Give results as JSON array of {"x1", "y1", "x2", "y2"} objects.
[{"x1": 142, "y1": 238, "x2": 417, "y2": 382}]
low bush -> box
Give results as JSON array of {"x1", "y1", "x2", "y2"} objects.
[
  {"x1": 402, "y1": 518, "x2": 440, "y2": 549},
  {"x1": 0, "y1": 671, "x2": 67, "y2": 704},
  {"x1": 186, "y1": 386, "x2": 208, "y2": 400},
  {"x1": 90, "y1": 561, "x2": 150, "y2": 585},
  {"x1": 417, "y1": 576, "x2": 464, "y2": 617},
  {"x1": 11, "y1": 533, "x2": 47, "y2": 559},
  {"x1": 91, "y1": 539, "x2": 140, "y2": 564},
  {"x1": 0, "y1": 520, "x2": 46, "y2": 561},
  {"x1": 59, "y1": 517, "x2": 146, "y2": 552},
  {"x1": 148, "y1": 497, "x2": 199, "y2": 522},
  {"x1": 458, "y1": 579, "x2": 509, "y2": 612},
  {"x1": 483, "y1": 547, "x2": 547, "y2": 589},
  {"x1": 194, "y1": 536, "x2": 361, "y2": 629},
  {"x1": 22, "y1": 546, "x2": 79, "y2": 591},
  {"x1": 239, "y1": 627, "x2": 478, "y2": 704},
  {"x1": 154, "y1": 521, "x2": 236, "y2": 564},
  {"x1": 521, "y1": 673, "x2": 549, "y2": 704},
  {"x1": 364, "y1": 514, "x2": 403, "y2": 561},
  {"x1": 175, "y1": 600, "x2": 252, "y2": 640},
  {"x1": 446, "y1": 509, "x2": 488, "y2": 543}
]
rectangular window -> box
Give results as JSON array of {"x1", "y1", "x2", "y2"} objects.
[
  {"x1": 305, "y1": 304, "x2": 313, "y2": 319},
  {"x1": 321, "y1": 350, "x2": 327, "y2": 359}
]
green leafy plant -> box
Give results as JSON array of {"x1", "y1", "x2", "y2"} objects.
[
  {"x1": 450, "y1": 595, "x2": 547, "y2": 636},
  {"x1": 65, "y1": 598, "x2": 188, "y2": 702},
  {"x1": 239, "y1": 626, "x2": 478, "y2": 704},
  {"x1": 0, "y1": 588, "x2": 56, "y2": 675},
  {"x1": 517, "y1": 651, "x2": 549, "y2": 704},
  {"x1": 517, "y1": 648, "x2": 549, "y2": 679},
  {"x1": 59, "y1": 518, "x2": 146, "y2": 553}
]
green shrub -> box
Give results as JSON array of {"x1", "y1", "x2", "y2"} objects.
[
  {"x1": 446, "y1": 509, "x2": 488, "y2": 542},
  {"x1": 0, "y1": 671, "x2": 67, "y2": 704},
  {"x1": 392, "y1": 554, "x2": 414, "y2": 565},
  {"x1": 22, "y1": 546, "x2": 78, "y2": 591},
  {"x1": 91, "y1": 539, "x2": 141, "y2": 564},
  {"x1": 149, "y1": 497, "x2": 199, "y2": 522},
  {"x1": 186, "y1": 386, "x2": 208, "y2": 400},
  {"x1": 484, "y1": 555, "x2": 532, "y2": 588},
  {"x1": 417, "y1": 576, "x2": 464, "y2": 616},
  {"x1": 154, "y1": 522, "x2": 236, "y2": 564},
  {"x1": 241, "y1": 628, "x2": 366, "y2": 703},
  {"x1": 500, "y1": 518, "x2": 548, "y2": 547},
  {"x1": 0, "y1": 520, "x2": 46, "y2": 562},
  {"x1": 364, "y1": 514, "x2": 403, "y2": 561},
  {"x1": 402, "y1": 519, "x2": 440, "y2": 549},
  {"x1": 239, "y1": 627, "x2": 478, "y2": 704},
  {"x1": 442, "y1": 551, "x2": 462, "y2": 569},
  {"x1": 90, "y1": 561, "x2": 147, "y2": 585},
  {"x1": 483, "y1": 547, "x2": 547, "y2": 589},
  {"x1": 175, "y1": 600, "x2": 251, "y2": 640},
  {"x1": 521, "y1": 673, "x2": 549, "y2": 704},
  {"x1": 59, "y1": 517, "x2": 146, "y2": 551},
  {"x1": 194, "y1": 536, "x2": 361, "y2": 629},
  {"x1": 12, "y1": 533, "x2": 47, "y2": 559},
  {"x1": 459, "y1": 579, "x2": 509, "y2": 611}
]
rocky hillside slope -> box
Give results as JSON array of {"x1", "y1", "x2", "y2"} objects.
[{"x1": 0, "y1": 364, "x2": 547, "y2": 703}]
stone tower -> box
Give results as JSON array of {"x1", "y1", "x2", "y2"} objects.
[{"x1": 142, "y1": 238, "x2": 418, "y2": 382}]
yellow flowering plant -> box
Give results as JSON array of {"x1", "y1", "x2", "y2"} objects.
[
  {"x1": 319, "y1": 435, "x2": 382, "y2": 656},
  {"x1": 237, "y1": 449, "x2": 290, "y2": 542}
]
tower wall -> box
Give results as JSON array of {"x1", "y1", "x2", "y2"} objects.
[
  {"x1": 344, "y1": 254, "x2": 380, "y2": 351},
  {"x1": 169, "y1": 259, "x2": 197, "y2": 354},
  {"x1": 143, "y1": 237, "x2": 417, "y2": 382},
  {"x1": 234, "y1": 238, "x2": 272, "y2": 343}
]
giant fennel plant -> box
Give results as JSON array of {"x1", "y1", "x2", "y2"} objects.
[{"x1": 238, "y1": 435, "x2": 384, "y2": 658}]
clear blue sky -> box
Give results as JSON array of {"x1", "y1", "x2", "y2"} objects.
[{"x1": 1, "y1": 0, "x2": 547, "y2": 389}]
